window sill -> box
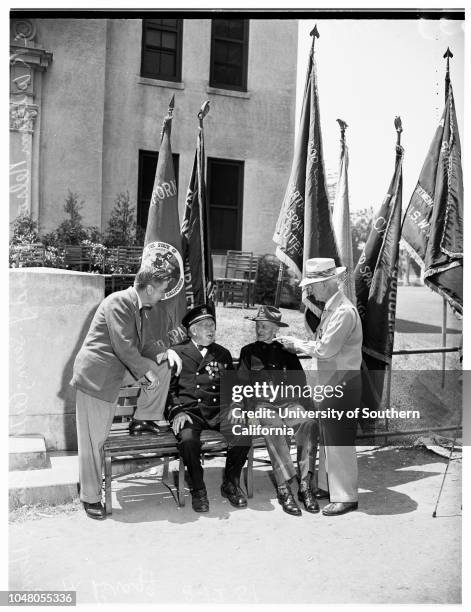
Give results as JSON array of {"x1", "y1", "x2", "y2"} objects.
[
  {"x1": 138, "y1": 76, "x2": 185, "y2": 90},
  {"x1": 206, "y1": 86, "x2": 250, "y2": 99}
]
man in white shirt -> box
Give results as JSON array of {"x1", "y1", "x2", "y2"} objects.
[{"x1": 278, "y1": 257, "x2": 362, "y2": 516}]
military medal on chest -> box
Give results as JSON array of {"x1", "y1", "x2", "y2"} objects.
[{"x1": 205, "y1": 360, "x2": 219, "y2": 377}]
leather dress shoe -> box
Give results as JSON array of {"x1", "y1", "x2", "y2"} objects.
[
  {"x1": 191, "y1": 488, "x2": 209, "y2": 513},
  {"x1": 322, "y1": 501, "x2": 358, "y2": 516},
  {"x1": 221, "y1": 481, "x2": 247, "y2": 508},
  {"x1": 298, "y1": 486, "x2": 320, "y2": 513},
  {"x1": 277, "y1": 485, "x2": 302, "y2": 516},
  {"x1": 83, "y1": 501, "x2": 106, "y2": 520},
  {"x1": 129, "y1": 418, "x2": 161, "y2": 436},
  {"x1": 313, "y1": 488, "x2": 330, "y2": 499}
]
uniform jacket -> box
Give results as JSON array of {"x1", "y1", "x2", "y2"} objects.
[
  {"x1": 237, "y1": 341, "x2": 311, "y2": 409},
  {"x1": 166, "y1": 339, "x2": 233, "y2": 426},
  {"x1": 70, "y1": 286, "x2": 154, "y2": 403}
]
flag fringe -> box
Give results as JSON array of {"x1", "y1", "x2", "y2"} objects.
[
  {"x1": 400, "y1": 238, "x2": 425, "y2": 271},
  {"x1": 275, "y1": 246, "x2": 302, "y2": 280},
  {"x1": 423, "y1": 278, "x2": 463, "y2": 319},
  {"x1": 362, "y1": 346, "x2": 392, "y2": 365}
]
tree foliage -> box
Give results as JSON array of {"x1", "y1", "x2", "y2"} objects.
[
  {"x1": 105, "y1": 191, "x2": 137, "y2": 247},
  {"x1": 10, "y1": 212, "x2": 41, "y2": 245}
]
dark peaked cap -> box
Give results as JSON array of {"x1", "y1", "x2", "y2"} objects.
[{"x1": 182, "y1": 304, "x2": 216, "y2": 329}]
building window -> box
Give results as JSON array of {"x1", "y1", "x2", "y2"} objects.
[
  {"x1": 207, "y1": 158, "x2": 244, "y2": 252},
  {"x1": 210, "y1": 19, "x2": 249, "y2": 91},
  {"x1": 137, "y1": 150, "x2": 179, "y2": 235},
  {"x1": 141, "y1": 19, "x2": 183, "y2": 81}
]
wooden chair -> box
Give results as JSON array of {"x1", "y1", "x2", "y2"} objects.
[
  {"x1": 104, "y1": 274, "x2": 136, "y2": 295},
  {"x1": 63, "y1": 245, "x2": 91, "y2": 271},
  {"x1": 215, "y1": 250, "x2": 255, "y2": 308},
  {"x1": 247, "y1": 255, "x2": 259, "y2": 307},
  {"x1": 116, "y1": 246, "x2": 142, "y2": 272}
]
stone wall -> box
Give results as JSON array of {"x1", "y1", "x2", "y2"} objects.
[{"x1": 9, "y1": 268, "x2": 104, "y2": 451}]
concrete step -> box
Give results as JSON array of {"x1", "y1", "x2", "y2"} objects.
[
  {"x1": 8, "y1": 452, "x2": 175, "y2": 510},
  {"x1": 9, "y1": 453, "x2": 79, "y2": 510},
  {"x1": 9, "y1": 435, "x2": 51, "y2": 471}
]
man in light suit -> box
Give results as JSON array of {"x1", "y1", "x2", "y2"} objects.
[
  {"x1": 279, "y1": 257, "x2": 362, "y2": 516},
  {"x1": 71, "y1": 263, "x2": 182, "y2": 520},
  {"x1": 166, "y1": 304, "x2": 252, "y2": 513}
]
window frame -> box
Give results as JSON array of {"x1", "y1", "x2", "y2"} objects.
[
  {"x1": 140, "y1": 18, "x2": 183, "y2": 82},
  {"x1": 209, "y1": 19, "x2": 249, "y2": 92},
  {"x1": 207, "y1": 157, "x2": 244, "y2": 254}
]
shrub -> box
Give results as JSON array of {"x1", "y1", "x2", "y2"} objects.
[
  {"x1": 54, "y1": 190, "x2": 88, "y2": 245},
  {"x1": 43, "y1": 246, "x2": 66, "y2": 268},
  {"x1": 350, "y1": 207, "x2": 374, "y2": 266},
  {"x1": 105, "y1": 191, "x2": 137, "y2": 247},
  {"x1": 10, "y1": 212, "x2": 41, "y2": 245},
  {"x1": 254, "y1": 254, "x2": 301, "y2": 309},
  {"x1": 84, "y1": 226, "x2": 104, "y2": 244},
  {"x1": 80, "y1": 239, "x2": 108, "y2": 273}
]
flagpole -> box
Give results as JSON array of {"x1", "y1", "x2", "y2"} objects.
[
  {"x1": 197, "y1": 100, "x2": 210, "y2": 303},
  {"x1": 160, "y1": 94, "x2": 175, "y2": 141},
  {"x1": 337, "y1": 118, "x2": 347, "y2": 154},
  {"x1": 384, "y1": 116, "x2": 403, "y2": 439},
  {"x1": 274, "y1": 261, "x2": 285, "y2": 307},
  {"x1": 441, "y1": 48, "x2": 452, "y2": 386},
  {"x1": 443, "y1": 47, "x2": 453, "y2": 100}
]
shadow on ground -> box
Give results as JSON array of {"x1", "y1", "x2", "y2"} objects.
[
  {"x1": 111, "y1": 465, "x2": 275, "y2": 524},
  {"x1": 356, "y1": 447, "x2": 444, "y2": 516},
  {"x1": 108, "y1": 446, "x2": 451, "y2": 523},
  {"x1": 395, "y1": 318, "x2": 461, "y2": 334}
]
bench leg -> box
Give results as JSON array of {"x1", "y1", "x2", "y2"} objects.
[
  {"x1": 245, "y1": 446, "x2": 254, "y2": 498},
  {"x1": 162, "y1": 457, "x2": 169, "y2": 483},
  {"x1": 177, "y1": 457, "x2": 186, "y2": 507},
  {"x1": 104, "y1": 455, "x2": 112, "y2": 514}
]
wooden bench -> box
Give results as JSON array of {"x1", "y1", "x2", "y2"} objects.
[{"x1": 103, "y1": 385, "x2": 258, "y2": 515}]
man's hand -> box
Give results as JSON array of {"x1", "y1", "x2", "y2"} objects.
[
  {"x1": 172, "y1": 412, "x2": 193, "y2": 435},
  {"x1": 155, "y1": 349, "x2": 182, "y2": 375},
  {"x1": 167, "y1": 349, "x2": 182, "y2": 375},
  {"x1": 276, "y1": 335, "x2": 298, "y2": 353},
  {"x1": 144, "y1": 369, "x2": 159, "y2": 390}
]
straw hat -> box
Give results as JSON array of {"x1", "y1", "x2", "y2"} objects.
[{"x1": 299, "y1": 258, "x2": 346, "y2": 288}]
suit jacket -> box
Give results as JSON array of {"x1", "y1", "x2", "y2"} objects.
[
  {"x1": 166, "y1": 339, "x2": 233, "y2": 427},
  {"x1": 303, "y1": 290, "x2": 363, "y2": 372},
  {"x1": 237, "y1": 341, "x2": 311, "y2": 409},
  {"x1": 70, "y1": 286, "x2": 154, "y2": 402}
]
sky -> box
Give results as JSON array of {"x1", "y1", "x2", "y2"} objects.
[{"x1": 296, "y1": 18, "x2": 465, "y2": 212}]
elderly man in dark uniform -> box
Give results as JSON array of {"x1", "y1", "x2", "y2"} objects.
[
  {"x1": 237, "y1": 305, "x2": 319, "y2": 516},
  {"x1": 166, "y1": 304, "x2": 251, "y2": 513},
  {"x1": 71, "y1": 263, "x2": 182, "y2": 520}
]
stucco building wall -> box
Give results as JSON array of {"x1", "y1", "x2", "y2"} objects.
[{"x1": 12, "y1": 17, "x2": 298, "y2": 255}]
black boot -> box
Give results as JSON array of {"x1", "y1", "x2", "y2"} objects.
[
  {"x1": 298, "y1": 483, "x2": 320, "y2": 513},
  {"x1": 221, "y1": 480, "x2": 247, "y2": 508},
  {"x1": 191, "y1": 487, "x2": 209, "y2": 513},
  {"x1": 277, "y1": 484, "x2": 301, "y2": 516}
]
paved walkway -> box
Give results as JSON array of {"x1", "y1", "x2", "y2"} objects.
[{"x1": 9, "y1": 446, "x2": 461, "y2": 604}]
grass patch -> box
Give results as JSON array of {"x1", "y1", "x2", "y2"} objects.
[{"x1": 9, "y1": 499, "x2": 81, "y2": 523}]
